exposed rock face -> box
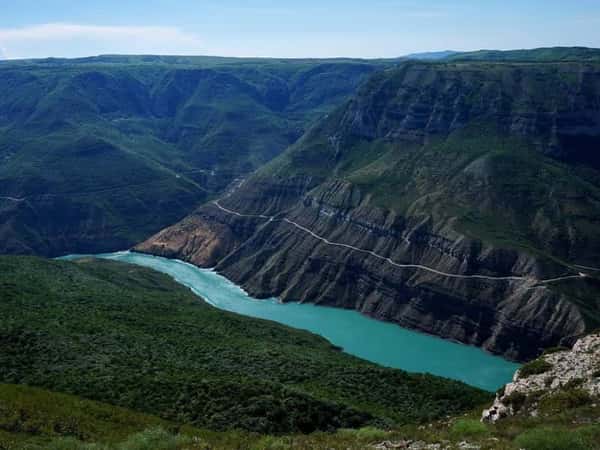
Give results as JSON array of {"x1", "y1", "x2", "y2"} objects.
[
  {"x1": 336, "y1": 62, "x2": 600, "y2": 168},
  {"x1": 137, "y1": 61, "x2": 600, "y2": 361},
  {"x1": 482, "y1": 333, "x2": 600, "y2": 422},
  {"x1": 137, "y1": 213, "x2": 253, "y2": 268},
  {"x1": 137, "y1": 177, "x2": 587, "y2": 361}
]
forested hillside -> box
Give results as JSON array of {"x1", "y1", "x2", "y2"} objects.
[
  {"x1": 0, "y1": 255, "x2": 488, "y2": 434},
  {"x1": 0, "y1": 56, "x2": 384, "y2": 255}
]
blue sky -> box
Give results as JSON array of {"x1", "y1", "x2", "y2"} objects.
[{"x1": 1, "y1": 0, "x2": 600, "y2": 59}]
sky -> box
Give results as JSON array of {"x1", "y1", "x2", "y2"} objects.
[{"x1": 1, "y1": 0, "x2": 600, "y2": 59}]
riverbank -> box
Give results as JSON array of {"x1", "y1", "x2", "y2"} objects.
[{"x1": 61, "y1": 251, "x2": 520, "y2": 391}]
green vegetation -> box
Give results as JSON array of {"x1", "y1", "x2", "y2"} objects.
[
  {"x1": 513, "y1": 425, "x2": 600, "y2": 450},
  {"x1": 0, "y1": 383, "x2": 171, "y2": 446},
  {"x1": 518, "y1": 359, "x2": 554, "y2": 378},
  {"x1": 4, "y1": 48, "x2": 600, "y2": 449},
  {"x1": 539, "y1": 388, "x2": 592, "y2": 415},
  {"x1": 0, "y1": 56, "x2": 384, "y2": 256},
  {"x1": 449, "y1": 419, "x2": 488, "y2": 439},
  {"x1": 0, "y1": 382, "x2": 599, "y2": 449},
  {"x1": 541, "y1": 346, "x2": 569, "y2": 356},
  {"x1": 46, "y1": 429, "x2": 197, "y2": 450},
  {"x1": 0, "y1": 383, "x2": 252, "y2": 449},
  {"x1": 503, "y1": 391, "x2": 529, "y2": 413},
  {"x1": 0, "y1": 256, "x2": 489, "y2": 435},
  {"x1": 259, "y1": 61, "x2": 600, "y2": 268}
]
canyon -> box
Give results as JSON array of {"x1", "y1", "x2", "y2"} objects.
[{"x1": 137, "y1": 59, "x2": 600, "y2": 361}]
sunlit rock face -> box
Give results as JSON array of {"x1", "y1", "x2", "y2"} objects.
[{"x1": 483, "y1": 333, "x2": 600, "y2": 422}]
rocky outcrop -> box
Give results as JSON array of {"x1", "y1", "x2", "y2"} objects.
[
  {"x1": 482, "y1": 333, "x2": 600, "y2": 422},
  {"x1": 135, "y1": 211, "x2": 260, "y2": 268},
  {"x1": 372, "y1": 440, "x2": 480, "y2": 449}
]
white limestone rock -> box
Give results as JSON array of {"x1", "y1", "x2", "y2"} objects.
[{"x1": 482, "y1": 333, "x2": 600, "y2": 422}]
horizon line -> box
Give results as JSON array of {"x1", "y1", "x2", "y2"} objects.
[{"x1": 2, "y1": 45, "x2": 599, "y2": 62}]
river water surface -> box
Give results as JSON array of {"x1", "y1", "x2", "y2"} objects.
[{"x1": 62, "y1": 251, "x2": 520, "y2": 391}]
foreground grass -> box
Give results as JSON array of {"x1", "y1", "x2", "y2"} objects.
[
  {"x1": 0, "y1": 383, "x2": 253, "y2": 449},
  {"x1": 1, "y1": 383, "x2": 598, "y2": 450}
]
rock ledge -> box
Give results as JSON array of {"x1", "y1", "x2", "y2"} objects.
[{"x1": 482, "y1": 333, "x2": 600, "y2": 422}]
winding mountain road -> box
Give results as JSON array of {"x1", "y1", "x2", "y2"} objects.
[
  {"x1": 0, "y1": 196, "x2": 26, "y2": 202},
  {"x1": 573, "y1": 264, "x2": 600, "y2": 272},
  {"x1": 212, "y1": 200, "x2": 594, "y2": 286}
]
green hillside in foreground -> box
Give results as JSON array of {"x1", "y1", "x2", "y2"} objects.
[
  {"x1": 1, "y1": 380, "x2": 598, "y2": 449},
  {"x1": 0, "y1": 383, "x2": 263, "y2": 450},
  {"x1": 0, "y1": 256, "x2": 489, "y2": 435}
]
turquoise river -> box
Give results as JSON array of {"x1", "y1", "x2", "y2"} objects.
[{"x1": 62, "y1": 251, "x2": 520, "y2": 391}]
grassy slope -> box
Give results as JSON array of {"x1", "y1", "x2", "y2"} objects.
[
  {"x1": 0, "y1": 383, "x2": 257, "y2": 449},
  {"x1": 0, "y1": 56, "x2": 382, "y2": 256},
  {"x1": 0, "y1": 383, "x2": 171, "y2": 447},
  {"x1": 1, "y1": 383, "x2": 598, "y2": 449},
  {"x1": 0, "y1": 256, "x2": 489, "y2": 435}
]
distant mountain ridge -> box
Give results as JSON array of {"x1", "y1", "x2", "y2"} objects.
[
  {"x1": 3, "y1": 46, "x2": 599, "y2": 68},
  {"x1": 450, "y1": 46, "x2": 600, "y2": 62},
  {"x1": 403, "y1": 50, "x2": 459, "y2": 60},
  {"x1": 403, "y1": 46, "x2": 600, "y2": 62}
]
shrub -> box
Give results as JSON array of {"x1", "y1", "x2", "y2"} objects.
[
  {"x1": 41, "y1": 428, "x2": 207, "y2": 450},
  {"x1": 539, "y1": 389, "x2": 592, "y2": 414},
  {"x1": 514, "y1": 427, "x2": 588, "y2": 450},
  {"x1": 250, "y1": 436, "x2": 291, "y2": 450},
  {"x1": 504, "y1": 391, "x2": 528, "y2": 412},
  {"x1": 117, "y1": 428, "x2": 194, "y2": 450},
  {"x1": 350, "y1": 426, "x2": 388, "y2": 440},
  {"x1": 564, "y1": 378, "x2": 585, "y2": 389},
  {"x1": 576, "y1": 425, "x2": 600, "y2": 448},
  {"x1": 450, "y1": 419, "x2": 488, "y2": 439},
  {"x1": 46, "y1": 438, "x2": 109, "y2": 450},
  {"x1": 518, "y1": 359, "x2": 553, "y2": 378},
  {"x1": 541, "y1": 346, "x2": 569, "y2": 356}
]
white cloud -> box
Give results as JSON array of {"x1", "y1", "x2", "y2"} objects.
[{"x1": 0, "y1": 23, "x2": 204, "y2": 59}]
